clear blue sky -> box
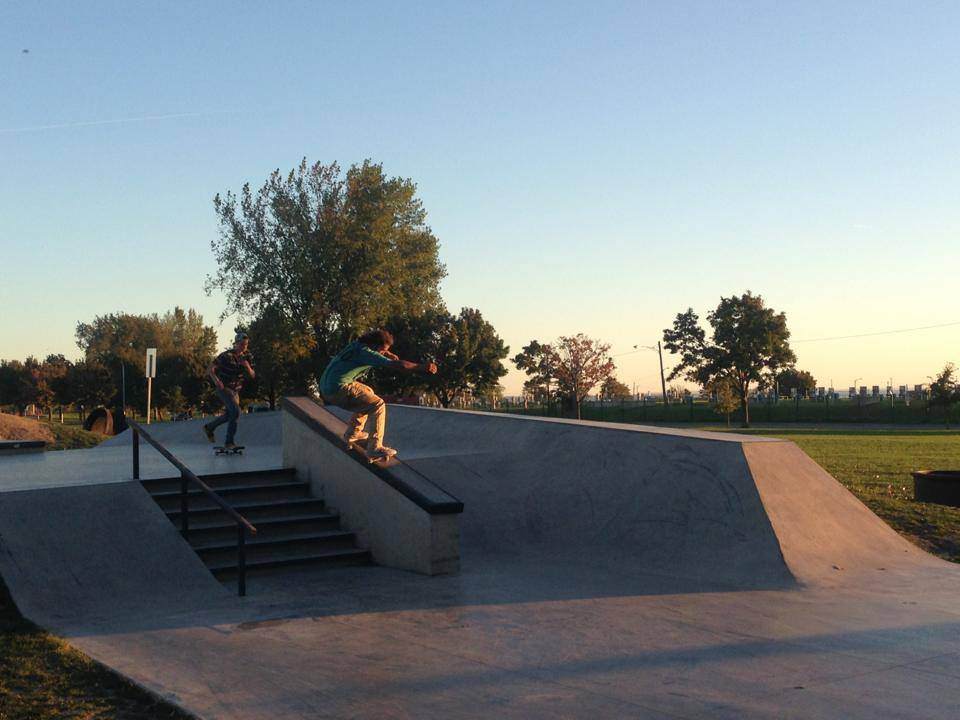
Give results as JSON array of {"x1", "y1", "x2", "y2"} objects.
[{"x1": 2, "y1": 2, "x2": 958, "y2": 395}]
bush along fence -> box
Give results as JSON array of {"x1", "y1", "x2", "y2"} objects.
[{"x1": 488, "y1": 397, "x2": 960, "y2": 426}]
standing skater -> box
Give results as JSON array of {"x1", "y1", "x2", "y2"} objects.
[
  {"x1": 320, "y1": 329, "x2": 437, "y2": 460},
  {"x1": 204, "y1": 332, "x2": 256, "y2": 449}
]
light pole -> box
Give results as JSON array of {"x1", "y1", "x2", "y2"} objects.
[{"x1": 636, "y1": 343, "x2": 669, "y2": 407}]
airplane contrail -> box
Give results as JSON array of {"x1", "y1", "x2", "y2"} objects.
[{"x1": 0, "y1": 110, "x2": 225, "y2": 134}]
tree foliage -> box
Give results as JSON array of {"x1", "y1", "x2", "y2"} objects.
[
  {"x1": 0, "y1": 360, "x2": 36, "y2": 413},
  {"x1": 75, "y1": 307, "x2": 217, "y2": 414},
  {"x1": 599, "y1": 376, "x2": 632, "y2": 400},
  {"x1": 242, "y1": 307, "x2": 316, "y2": 408},
  {"x1": 553, "y1": 334, "x2": 616, "y2": 419},
  {"x1": 704, "y1": 376, "x2": 740, "y2": 427},
  {"x1": 929, "y1": 363, "x2": 959, "y2": 426},
  {"x1": 208, "y1": 159, "x2": 447, "y2": 381},
  {"x1": 381, "y1": 308, "x2": 509, "y2": 407},
  {"x1": 663, "y1": 291, "x2": 796, "y2": 426},
  {"x1": 514, "y1": 334, "x2": 615, "y2": 419},
  {"x1": 512, "y1": 340, "x2": 558, "y2": 403},
  {"x1": 771, "y1": 367, "x2": 817, "y2": 398}
]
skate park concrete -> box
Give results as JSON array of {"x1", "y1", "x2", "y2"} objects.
[
  {"x1": 2, "y1": 405, "x2": 960, "y2": 719},
  {"x1": 0, "y1": 411, "x2": 282, "y2": 493}
]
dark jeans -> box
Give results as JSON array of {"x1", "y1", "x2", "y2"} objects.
[{"x1": 207, "y1": 388, "x2": 240, "y2": 444}]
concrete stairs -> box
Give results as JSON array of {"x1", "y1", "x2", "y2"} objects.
[{"x1": 141, "y1": 468, "x2": 371, "y2": 579}]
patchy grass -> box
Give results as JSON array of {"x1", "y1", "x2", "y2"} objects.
[
  {"x1": 714, "y1": 427, "x2": 960, "y2": 562},
  {"x1": 0, "y1": 578, "x2": 193, "y2": 720},
  {"x1": 0, "y1": 414, "x2": 106, "y2": 450},
  {"x1": 40, "y1": 422, "x2": 107, "y2": 451}
]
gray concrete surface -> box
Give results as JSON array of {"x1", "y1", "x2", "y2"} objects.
[
  {"x1": 283, "y1": 399, "x2": 461, "y2": 575},
  {"x1": 1, "y1": 406, "x2": 960, "y2": 719},
  {"x1": 0, "y1": 412, "x2": 283, "y2": 492}
]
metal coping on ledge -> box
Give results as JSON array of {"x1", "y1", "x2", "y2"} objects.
[{"x1": 281, "y1": 397, "x2": 464, "y2": 516}]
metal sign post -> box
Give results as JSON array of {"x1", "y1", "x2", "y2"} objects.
[{"x1": 145, "y1": 348, "x2": 157, "y2": 424}]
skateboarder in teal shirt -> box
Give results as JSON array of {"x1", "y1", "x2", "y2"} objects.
[{"x1": 320, "y1": 329, "x2": 437, "y2": 460}]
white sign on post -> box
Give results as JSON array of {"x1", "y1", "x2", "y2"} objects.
[{"x1": 145, "y1": 348, "x2": 157, "y2": 424}]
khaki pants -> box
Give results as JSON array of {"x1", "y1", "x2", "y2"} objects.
[{"x1": 323, "y1": 382, "x2": 385, "y2": 449}]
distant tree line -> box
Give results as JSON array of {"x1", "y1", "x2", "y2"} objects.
[
  {"x1": 7, "y1": 157, "x2": 955, "y2": 430},
  {"x1": 0, "y1": 307, "x2": 221, "y2": 421}
]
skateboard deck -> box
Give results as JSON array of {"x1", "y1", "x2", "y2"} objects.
[
  {"x1": 346, "y1": 441, "x2": 395, "y2": 464},
  {"x1": 214, "y1": 445, "x2": 245, "y2": 455}
]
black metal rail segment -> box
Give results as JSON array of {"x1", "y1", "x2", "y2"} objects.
[{"x1": 128, "y1": 419, "x2": 257, "y2": 596}]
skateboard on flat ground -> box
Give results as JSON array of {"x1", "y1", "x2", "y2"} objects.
[
  {"x1": 346, "y1": 440, "x2": 395, "y2": 465},
  {"x1": 214, "y1": 445, "x2": 245, "y2": 455}
]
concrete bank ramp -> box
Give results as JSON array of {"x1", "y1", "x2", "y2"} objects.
[
  {"x1": 368, "y1": 406, "x2": 946, "y2": 589},
  {"x1": 0, "y1": 481, "x2": 230, "y2": 633},
  {"x1": 100, "y1": 411, "x2": 282, "y2": 448}
]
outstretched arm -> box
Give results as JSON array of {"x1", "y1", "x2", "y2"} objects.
[{"x1": 387, "y1": 358, "x2": 438, "y2": 374}]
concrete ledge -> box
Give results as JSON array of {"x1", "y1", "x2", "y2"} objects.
[
  {"x1": 0, "y1": 440, "x2": 45, "y2": 454},
  {"x1": 281, "y1": 397, "x2": 462, "y2": 575}
]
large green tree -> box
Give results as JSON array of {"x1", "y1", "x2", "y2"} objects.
[
  {"x1": 76, "y1": 307, "x2": 217, "y2": 414},
  {"x1": 208, "y1": 159, "x2": 446, "y2": 382},
  {"x1": 62, "y1": 360, "x2": 114, "y2": 413},
  {"x1": 771, "y1": 367, "x2": 817, "y2": 398},
  {"x1": 512, "y1": 340, "x2": 558, "y2": 404},
  {"x1": 513, "y1": 335, "x2": 615, "y2": 419},
  {"x1": 662, "y1": 291, "x2": 796, "y2": 427},
  {"x1": 553, "y1": 334, "x2": 616, "y2": 420},
  {"x1": 242, "y1": 307, "x2": 316, "y2": 408},
  {"x1": 599, "y1": 376, "x2": 632, "y2": 400},
  {"x1": 0, "y1": 360, "x2": 36, "y2": 414}
]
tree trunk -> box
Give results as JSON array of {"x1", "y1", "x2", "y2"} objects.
[{"x1": 740, "y1": 386, "x2": 750, "y2": 427}]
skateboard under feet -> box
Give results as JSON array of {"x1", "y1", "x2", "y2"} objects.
[
  {"x1": 214, "y1": 445, "x2": 245, "y2": 455},
  {"x1": 346, "y1": 441, "x2": 395, "y2": 464}
]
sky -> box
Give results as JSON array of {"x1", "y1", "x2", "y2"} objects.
[{"x1": 2, "y1": 1, "x2": 958, "y2": 396}]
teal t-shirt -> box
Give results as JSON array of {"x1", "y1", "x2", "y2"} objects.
[{"x1": 319, "y1": 341, "x2": 393, "y2": 396}]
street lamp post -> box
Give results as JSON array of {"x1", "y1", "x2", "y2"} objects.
[{"x1": 636, "y1": 343, "x2": 669, "y2": 407}]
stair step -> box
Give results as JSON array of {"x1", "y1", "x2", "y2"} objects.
[
  {"x1": 193, "y1": 530, "x2": 357, "y2": 559},
  {"x1": 207, "y1": 547, "x2": 373, "y2": 576},
  {"x1": 166, "y1": 497, "x2": 327, "y2": 523},
  {"x1": 182, "y1": 512, "x2": 344, "y2": 540},
  {"x1": 150, "y1": 481, "x2": 310, "y2": 511},
  {"x1": 141, "y1": 467, "x2": 296, "y2": 494}
]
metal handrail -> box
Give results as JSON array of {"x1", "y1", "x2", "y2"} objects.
[{"x1": 128, "y1": 419, "x2": 257, "y2": 596}]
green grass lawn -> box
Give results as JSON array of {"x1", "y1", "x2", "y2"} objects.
[
  {"x1": 0, "y1": 578, "x2": 193, "y2": 719},
  {"x1": 0, "y1": 422, "x2": 190, "y2": 717},
  {"x1": 713, "y1": 427, "x2": 960, "y2": 561},
  {"x1": 41, "y1": 423, "x2": 107, "y2": 451}
]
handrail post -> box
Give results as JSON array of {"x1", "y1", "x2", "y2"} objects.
[
  {"x1": 180, "y1": 471, "x2": 189, "y2": 538},
  {"x1": 132, "y1": 429, "x2": 140, "y2": 480},
  {"x1": 127, "y1": 419, "x2": 256, "y2": 596},
  {"x1": 237, "y1": 525, "x2": 247, "y2": 597}
]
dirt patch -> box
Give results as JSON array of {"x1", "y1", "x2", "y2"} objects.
[{"x1": 0, "y1": 413, "x2": 56, "y2": 444}]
